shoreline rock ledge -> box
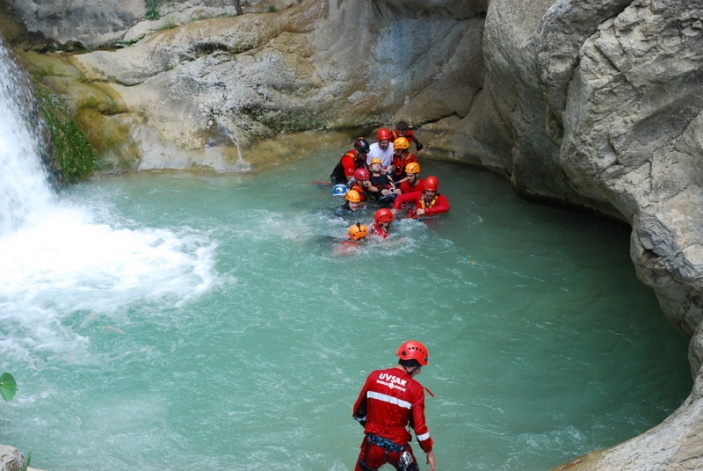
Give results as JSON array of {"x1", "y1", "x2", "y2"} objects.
[{"x1": 2, "y1": 0, "x2": 703, "y2": 469}]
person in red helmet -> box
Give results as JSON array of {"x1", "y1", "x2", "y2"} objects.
[
  {"x1": 398, "y1": 162, "x2": 425, "y2": 194},
  {"x1": 390, "y1": 137, "x2": 418, "y2": 182},
  {"x1": 370, "y1": 208, "x2": 395, "y2": 239},
  {"x1": 353, "y1": 340, "x2": 436, "y2": 471},
  {"x1": 392, "y1": 176, "x2": 449, "y2": 218},
  {"x1": 366, "y1": 128, "x2": 394, "y2": 171},
  {"x1": 349, "y1": 168, "x2": 370, "y2": 202},
  {"x1": 391, "y1": 120, "x2": 424, "y2": 154},
  {"x1": 331, "y1": 137, "x2": 371, "y2": 184}
]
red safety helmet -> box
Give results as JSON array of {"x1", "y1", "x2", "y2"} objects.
[
  {"x1": 374, "y1": 208, "x2": 395, "y2": 225},
  {"x1": 424, "y1": 176, "x2": 439, "y2": 191},
  {"x1": 376, "y1": 128, "x2": 392, "y2": 141},
  {"x1": 354, "y1": 168, "x2": 370, "y2": 181},
  {"x1": 397, "y1": 340, "x2": 429, "y2": 366}
]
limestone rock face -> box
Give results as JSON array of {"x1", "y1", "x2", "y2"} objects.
[
  {"x1": 561, "y1": 0, "x2": 703, "y2": 341},
  {"x1": 0, "y1": 0, "x2": 299, "y2": 49},
  {"x1": 3, "y1": 0, "x2": 703, "y2": 469},
  {"x1": 483, "y1": 1, "x2": 703, "y2": 468},
  {"x1": 63, "y1": 1, "x2": 486, "y2": 169}
]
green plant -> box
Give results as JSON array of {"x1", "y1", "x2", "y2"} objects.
[
  {"x1": 267, "y1": 5, "x2": 277, "y2": 13},
  {"x1": 156, "y1": 19, "x2": 177, "y2": 31},
  {"x1": 146, "y1": 0, "x2": 161, "y2": 20},
  {"x1": 35, "y1": 86, "x2": 98, "y2": 183},
  {"x1": 19, "y1": 450, "x2": 31, "y2": 471},
  {"x1": 0, "y1": 373, "x2": 17, "y2": 402},
  {"x1": 115, "y1": 38, "x2": 140, "y2": 48}
]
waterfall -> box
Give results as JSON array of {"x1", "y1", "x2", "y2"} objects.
[
  {"x1": 0, "y1": 40, "x2": 55, "y2": 235},
  {"x1": 0, "y1": 41, "x2": 218, "y2": 363}
]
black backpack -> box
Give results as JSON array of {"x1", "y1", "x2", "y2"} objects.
[{"x1": 330, "y1": 160, "x2": 346, "y2": 184}]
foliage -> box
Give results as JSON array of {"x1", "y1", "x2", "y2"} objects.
[
  {"x1": 267, "y1": 5, "x2": 278, "y2": 13},
  {"x1": 19, "y1": 450, "x2": 31, "y2": 471},
  {"x1": 156, "y1": 19, "x2": 177, "y2": 31},
  {"x1": 0, "y1": 373, "x2": 17, "y2": 402},
  {"x1": 35, "y1": 85, "x2": 97, "y2": 183},
  {"x1": 115, "y1": 38, "x2": 140, "y2": 48},
  {"x1": 146, "y1": 0, "x2": 161, "y2": 20}
]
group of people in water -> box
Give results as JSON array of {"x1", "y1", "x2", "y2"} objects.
[{"x1": 329, "y1": 121, "x2": 450, "y2": 244}]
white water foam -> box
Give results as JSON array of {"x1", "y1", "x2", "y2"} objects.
[
  {"x1": 0, "y1": 43, "x2": 55, "y2": 235},
  {"x1": 0, "y1": 42, "x2": 218, "y2": 363}
]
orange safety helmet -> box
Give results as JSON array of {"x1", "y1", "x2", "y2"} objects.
[
  {"x1": 374, "y1": 208, "x2": 395, "y2": 225},
  {"x1": 376, "y1": 128, "x2": 392, "y2": 141},
  {"x1": 393, "y1": 137, "x2": 410, "y2": 150},
  {"x1": 397, "y1": 340, "x2": 429, "y2": 366},
  {"x1": 405, "y1": 162, "x2": 421, "y2": 174},
  {"x1": 424, "y1": 176, "x2": 439, "y2": 191},
  {"x1": 345, "y1": 189, "x2": 362, "y2": 203},
  {"x1": 348, "y1": 223, "x2": 369, "y2": 241}
]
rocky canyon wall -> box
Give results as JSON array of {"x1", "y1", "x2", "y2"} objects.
[{"x1": 1, "y1": 0, "x2": 703, "y2": 468}]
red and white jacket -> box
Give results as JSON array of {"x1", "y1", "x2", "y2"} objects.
[{"x1": 353, "y1": 367, "x2": 433, "y2": 453}]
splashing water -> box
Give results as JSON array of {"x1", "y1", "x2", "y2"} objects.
[
  {"x1": 0, "y1": 42, "x2": 218, "y2": 364},
  {"x1": 0, "y1": 43, "x2": 55, "y2": 235}
]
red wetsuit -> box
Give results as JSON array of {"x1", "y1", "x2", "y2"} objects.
[
  {"x1": 353, "y1": 367, "x2": 433, "y2": 470},
  {"x1": 393, "y1": 191, "x2": 450, "y2": 217},
  {"x1": 391, "y1": 153, "x2": 418, "y2": 182},
  {"x1": 398, "y1": 178, "x2": 425, "y2": 195},
  {"x1": 334, "y1": 240, "x2": 361, "y2": 255},
  {"x1": 349, "y1": 181, "x2": 367, "y2": 202},
  {"x1": 370, "y1": 223, "x2": 388, "y2": 239},
  {"x1": 391, "y1": 129, "x2": 423, "y2": 151},
  {"x1": 332, "y1": 150, "x2": 365, "y2": 183}
]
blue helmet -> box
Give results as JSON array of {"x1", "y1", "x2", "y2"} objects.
[{"x1": 332, "y1": 184, "x2": 348, "y2": 196}]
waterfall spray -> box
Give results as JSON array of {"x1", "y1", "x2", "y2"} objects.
[
  {"x1": 0, "y1": 40, "x2": 218, "y2": 361},
  {"x1": 0, "y1": 40, "x2": 55, "y2": 235}
]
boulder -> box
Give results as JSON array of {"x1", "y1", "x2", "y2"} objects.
[{"x1": 0, "y1": 445, "x2": 24, "y2": 471}]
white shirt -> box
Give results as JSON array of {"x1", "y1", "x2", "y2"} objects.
[{"x1": 366, "y1": 142, "x2": 394, "y2": 168}]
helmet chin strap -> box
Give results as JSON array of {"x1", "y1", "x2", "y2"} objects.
[{"x1": 403, "y1": 365, "x2": 421, "y2": 377}]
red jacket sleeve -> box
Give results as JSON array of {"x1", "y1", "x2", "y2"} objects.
[
  {"x1": 393, "y1": 191, "x2": 421, "y2": 210},
  {"x1": 410, "y1": 385, "x2": 434, "y2": 453},
  {"x1": 352, "y1": 376, "x2": 370, "y2": 425},
  {"x1": 341, "y1": 152, "x2": 357, "y2": 179}
]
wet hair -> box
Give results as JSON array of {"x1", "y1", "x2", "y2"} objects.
[
  {"x1": 396, "y1": 120, "x2": 409, "y2": 131},
  {"x1": 399, "y1": 359, "x2": 421, "y2": 368}
]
